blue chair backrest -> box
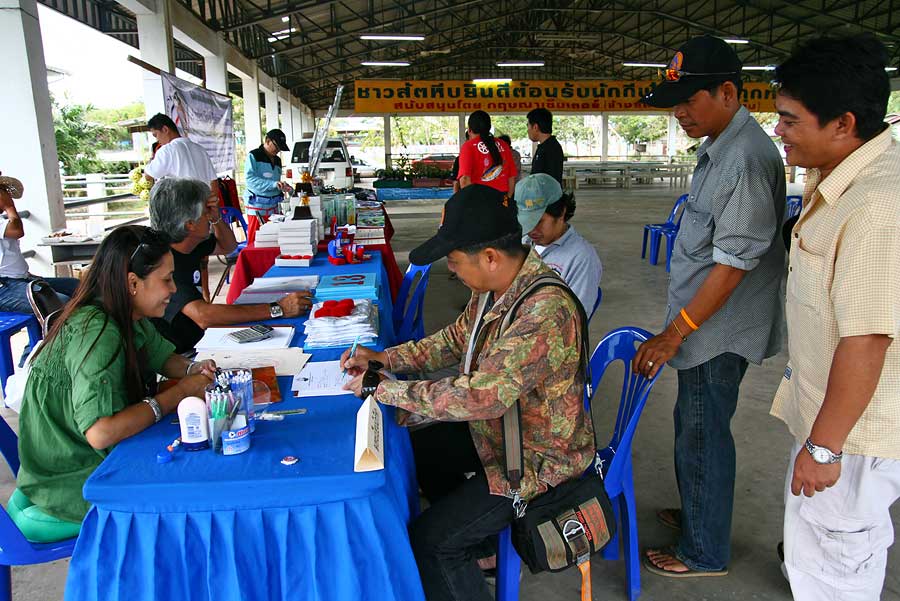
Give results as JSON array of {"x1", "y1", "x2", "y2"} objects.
[
  {"x1": 584, "y1": 327, "x2": 663, "y2": 489},
  {"x1": 666, "y1": 194, "x2": 689, "y2": 227},
  {"x1": 589, "y1": 287, "x2": 602, "y2": 321},
  {"x1": 221, "y1": 207, "x2": 249, "y2": 237},
  {"x1": 394, "y1": 264, "x2": 431, "y2": 343},
  {"x1": 0, "y1": 415, "x2": 18, "y2": 477}
]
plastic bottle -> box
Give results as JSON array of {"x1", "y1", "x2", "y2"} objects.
[{"x1": 178, "y1": 396, "x2": 210, "y2": 451}]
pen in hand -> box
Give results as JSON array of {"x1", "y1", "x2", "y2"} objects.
[{"x1": 343, "y1": 335, "x2": 361, "y2": 376}]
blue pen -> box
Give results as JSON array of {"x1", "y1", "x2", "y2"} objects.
[{"x1": 343, "y1": 334, "x2": 361, "y2": 376}]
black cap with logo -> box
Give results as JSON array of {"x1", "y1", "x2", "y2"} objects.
[
  {"x1": 641, "y1": 35, "x2": 743, "y2": 108},
  {"x1": 265, "y1": 129, "x2": 290, "y2": 152},
  {"x1": 409, "y1": 185, "x2": 520, "y2": 266}
]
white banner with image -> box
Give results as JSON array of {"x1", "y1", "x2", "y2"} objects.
[{"x1": 161, "y1": 72, "x2": 235, "y2": 172}]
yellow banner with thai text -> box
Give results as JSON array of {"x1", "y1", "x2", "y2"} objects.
[{"x1": 354, "y1": 79, "x2": 776, "y2": 114}]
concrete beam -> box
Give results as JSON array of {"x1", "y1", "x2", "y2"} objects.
[
  {"x1": 264, "y1": 87, "x2": 279, "y2": 131},
  {"x1": 279, "y1": 95, "x2": 295, "y2": 145},
  {"x1": 115, "y1": 0, "x2": 156, "y2": 16},
  {"x1": 242, "y1": 69, "x2": 262, "y2": 150},
  {"x1": 204, "y1": 40, "x2": 227, "y2": 94},
  {"x1": 135, "y1": 0, "x2": 174, "y2": 117}
]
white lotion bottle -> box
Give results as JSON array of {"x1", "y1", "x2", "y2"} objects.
[{"x1": 178, "y1": 396, "x2": 210, "y2": 451}]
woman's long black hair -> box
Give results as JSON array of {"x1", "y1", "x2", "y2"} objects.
[
  {"x1": 467, "y1": 110, "x2": 503, "y2": 168},
  {"x1": 34, "y1": 225, "x2": 172, "y2": 403}
]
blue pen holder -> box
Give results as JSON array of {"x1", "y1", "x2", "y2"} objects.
[{"x1": 221, "y1": 421, "x2": 251, "y2": 456}]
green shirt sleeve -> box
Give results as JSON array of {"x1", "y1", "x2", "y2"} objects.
[
  {"x1": 65, "y1": 311, "x2": 129, "y2": 434},
  {"x1": 136, "y1": 318, "x2": 176, "y2": 374}
]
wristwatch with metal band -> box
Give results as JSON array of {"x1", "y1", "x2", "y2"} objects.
[
  {"x1": 805, "y1": 438, "x2": 843, "y2": 464},
  {"x1": 269, "y1": 302, "x2": 284, "y2": 318}
]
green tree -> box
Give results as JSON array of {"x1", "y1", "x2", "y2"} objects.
[
  {"x1": 86, "y1": 102, "x2": 145, "y2": 150},
  {"x1": 54, "y1": 101, "x2": 105, "y2": 175},
  {"x1": 609, "y1": 115, "x2": 668, "y2": 147},
  {"x1": 491, "y1": 115, "x2": 529, "y2": 142}
]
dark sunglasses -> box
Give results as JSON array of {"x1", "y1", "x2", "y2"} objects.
[
  {"x1": 129, "y1": 229, "x2": 170, "y2": 272},
  {"x1": 665, "y1": 68, "x2": 739, "y2": 82}
]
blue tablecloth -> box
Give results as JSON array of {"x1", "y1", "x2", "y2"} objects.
[{"x1": 65, "y1": 253, "x2": 424, "y2": 601}]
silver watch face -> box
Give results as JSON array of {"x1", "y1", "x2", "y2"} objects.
[{"x1": 812, "y1": 448, "x2": 832, "y2": 464}]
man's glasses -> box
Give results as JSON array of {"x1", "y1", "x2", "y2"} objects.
[{"x1": 665, "y1": 69, "x2": 739, "y2": 82}]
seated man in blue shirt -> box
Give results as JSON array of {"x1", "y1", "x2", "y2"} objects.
[
  {"x1": 515, "y1": 174, "x2": 602, "y2": 313},
  {"x1": 245, "y1": 129, "x2": 292, "y2": 244}
]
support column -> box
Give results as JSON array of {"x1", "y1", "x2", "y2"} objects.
[
  {"x1": 601, "y1": 113, "x2": 609, "y2": 161},
  {"x1": 667, "y1": 113, "x2": 678, "y2": 158},
  {"x1": 458, "y1": 114, "x2": 466, "y2": 146},
  {"x1": 264, "y1": 87, "x2": 279, "y2": 131},
  {"x1": 279, "y1": 94, "x2": 295, "y2": 146},
  {"x1": 383, "y1": 115, "x2": 392, "y2": 168},
  {"x1": 0, "y1": 0, "x2": 66, "y2": 273},
  {"x1": 203, "y1": 41, "x2": 227, "y2": 95},
  {"x1": 136, "y1": 0, "x2": 175, "y2": 117},
  {"x1": 241, "y1": 70, "x2": 262, "y2": 151},
  {"x1": 292, "y1": 105, "x2": 304, "y2": 140}
]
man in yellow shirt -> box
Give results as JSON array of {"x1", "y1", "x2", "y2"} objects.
[{"x1": 770, "y1": 34, "x2": 900, "y2": 600}]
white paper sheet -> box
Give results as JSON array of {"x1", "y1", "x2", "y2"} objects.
[
  {"x1": 194, "y1": 326, "x2": 294, "y2": 351},
  {"x1": 291, "y1": 360, "x2": 353, "y2": 397},
  {"x1": 354, "y1": 395, "x2": 384, "y2": 472},
  {"x1": 194, "y1": 348, "x2": 311, "y2": 376},
  {"x1": 244, "y1": 276, "x2": 319, "y2": 292}
]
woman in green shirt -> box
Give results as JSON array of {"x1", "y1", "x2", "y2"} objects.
[{"x1": 11, "y1": 225, "x2": 214, "y2": 542}]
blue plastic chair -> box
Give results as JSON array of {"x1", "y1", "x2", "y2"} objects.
[
  {"x1": 496, "y1": 327, "x2": 664, "y2": 601},
  {"x1": 0, "y1": 314, "x2": 41, "y2": 393},
  {"x1": 213, "y1": 207, "x2": 250, "y2": 299},
  {"x1": 393, "y1": 264, "x2": 431, "y2": 344},
  {"x1": 642, "y1": 194, "x2": 687, "y2": 270},
  {"x1": 0, "y1": 416, "x2": 76, "y2": 601},
  {"x1": 786, "y1": 195, "x2": 803, "y2": 220},
  {"x1": 589, "y1": 287, "x2": 603, "y2": 322}
]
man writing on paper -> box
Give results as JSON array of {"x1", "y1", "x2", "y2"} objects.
[
  {"x1": 149, "y1": 178, "x2": 311, "y2": 353},
  {"x1": 341, "y1": 184, "x2": 595, "y2": 601}
]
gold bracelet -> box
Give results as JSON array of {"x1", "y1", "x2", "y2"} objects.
[
  {"x1": 680, "y1": 308, "x2": 699, "y2": 331},
  {"x1": 672, "y1": 319, "x2": 687, "y2": 342}
]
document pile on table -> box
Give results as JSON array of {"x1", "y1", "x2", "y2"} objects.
[
  {"x1": 315, "y1": 273, "x2": 378, "y2": 301},
  {"x1": 303, "y1": 299, "x2": 379, "y2": 348},
  {"x1": 254, "y1": 221, "x2": 281, "y2": 248},
  {"x1": 278, "y1": 218, "x2": 318, "y2": 256},
  {"x1": 233, "y1": 275, "x2": 319, "y2": 304}
]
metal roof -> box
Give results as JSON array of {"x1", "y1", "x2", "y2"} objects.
[{"x1": 39, "y1": 0, "x2": 900, "y2": 110}]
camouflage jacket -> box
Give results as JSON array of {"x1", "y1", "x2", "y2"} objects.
[{"x1": 377, "y1": 250, "x2": 595, "y2": 501}]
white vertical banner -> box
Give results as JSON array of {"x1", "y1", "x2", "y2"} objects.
[{"x1": 160, "y1": 72, "x2": 235, "y2": 172}]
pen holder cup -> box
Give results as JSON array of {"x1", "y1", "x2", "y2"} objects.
[{"x1": 221, "y1": 416, "x2": 251, "y2": 456}]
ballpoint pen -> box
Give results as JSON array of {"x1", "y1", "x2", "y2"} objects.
[{"x1": 343, "y1": 334, "x2": 361, "y2": 376}]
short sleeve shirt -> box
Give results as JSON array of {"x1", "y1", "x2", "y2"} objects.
[
  {"x1": 531, "y1": 136, "x2": 565, "y2": 184},
  {"x1": 0, "y1": 218, "x2": 29, "y2": 278},
  {"x1": 458, "y1": 136, "x2": 518, "y2": 193},
  {"x1": 144, "y1": 137, "x2": 217, "y2": 182},
  {"x1": 667, "y1": 107, "x2": 786, "y2": 369},
  {"x1": 771, "y1": 128, "x2": 900, "y2": 459},
  {"x1": 532, "y1": 226, "x2": 602, "y2": 313},
  {"x1": 152, "y1": 235, "x2": 217, "y2": 353},
  {"x1": 16, "y1": 305, "x2": 174, "y2": 521}
]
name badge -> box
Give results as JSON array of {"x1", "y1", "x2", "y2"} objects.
[{"x1": 784, "y1": 366, "x2": 792, "y2": 381}]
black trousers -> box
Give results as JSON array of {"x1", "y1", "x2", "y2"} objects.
[{"x1": 409, "y1": 422, "x2": 515, "y2": 601}]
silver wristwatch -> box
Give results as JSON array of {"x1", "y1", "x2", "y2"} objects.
[
  {"x1": 269, "y1": 302, "x2": 284, "y2": 318},
  {"x1": 805, "y1": 438, "x2": 842, "y2": 464},
  {"x1": 143, "y1": 397, "x2": 163, "y2": 423}
]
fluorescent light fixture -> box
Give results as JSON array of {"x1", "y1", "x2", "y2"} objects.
[
  {"x1": 724, "y1": 38, "x2": 749, "y2": 44},
  {"x1": 497, "y1": 61, "x2": 545, "y2": 67},
  {"x1": 886, "y1": 67, "x2": 898, "y2": 72},
  {"x1": 360, "y1": 61, "x2": 410, "y2": 67},
  {"x1": 473, "y1": 78, "x2": 512, "y2": 84},
  {"x1": 281, "y1": 16, "x2": 290, "y2": 22},
  {"x1": 622, "y1": 62, "x2": 666, "y2": 68},
  {"x1": 271, "y1": 28, "x2": 296, "y2": 36},
  {"x1": 360, "y1": 34, "x2": 425, "y2": 41},
  {"x1": 743, "y1": 65, "x2": 775, "y2": 70}
]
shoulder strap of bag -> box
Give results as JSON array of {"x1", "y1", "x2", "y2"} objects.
[{"x1": 497, "y1": 275, "x2": 593, "y2": 514}]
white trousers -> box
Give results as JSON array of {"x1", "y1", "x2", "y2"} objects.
[{"x1": 783, "y1": 441, "x2": 900, "y2": 601}]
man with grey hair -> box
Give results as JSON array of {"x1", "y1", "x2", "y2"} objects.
[{"x1": 149, "y1": 178, "x2": 311, "y2": 352}]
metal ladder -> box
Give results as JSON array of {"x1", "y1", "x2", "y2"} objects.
[{"x1": 307, "y1": 85, "x2": 344, "y2": 180}]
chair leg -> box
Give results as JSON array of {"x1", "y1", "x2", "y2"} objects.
[
  {"x1": 212, "y1": 265, "x2": 231, "y2": 301},
  {"x1": 0, "y1": 334, "x2": 15, "y2": 394},
  {"x1": 496, "y1": 526, "x2": 521, "y2": 601},
  {"x1": 602, "y1": 494, "x2": 621, "y2": 561},
  {"x1": 0, "y1": 564, "x2": 11, "y2": 601},
  {"x1": 622, "y1": 488, "x2": 641, "y2": 601},
  {"x1": 25, "y1": 319, "x2": 41, "y2": 349},
  {"x1": 648, "y1": 231, "x2": 661, "y2": 266},
  {"x1": 641, "y1": 229, "x2": 649, "y2": 259}
]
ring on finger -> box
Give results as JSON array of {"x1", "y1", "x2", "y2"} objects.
[{"x1": 647, "y1": 360, "x2": 654, "y2": 368}]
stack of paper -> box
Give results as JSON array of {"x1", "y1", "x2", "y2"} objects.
[
  {"x1": 278, "y1": 218, "x2": 318, "y2": 256},
  {"x1": 254, "y1": 221, "x2": 281, "y2": 247},
  {"x1": 315, "y1": 273, "x2": 378, "y2": 301},
  {"x1": 194, "y1": 326, "x2": 295, "y2": 350},
  {"x1": 233, "y1": 275, "x2": 319, "y2": 304},
  {"x1": 303, "y1": 299, "x2": 379, "y2": 348},
  {"x1": 354, "y1": 227, "x2": 386, "y2": 246}
]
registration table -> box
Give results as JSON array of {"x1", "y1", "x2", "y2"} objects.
[{"x1": 65, "y1": 252, "x2": 425, "y2": 601}]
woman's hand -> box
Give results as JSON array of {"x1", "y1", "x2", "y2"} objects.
[
  {"x1": 187, "y1": 359, "x2": 217, "y2": 378},
  {"x1": 176, "y1": 373, "x2": 214, "y2": 400}
]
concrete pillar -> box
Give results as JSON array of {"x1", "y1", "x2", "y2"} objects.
[
  {"x1": 279, "y1": 95, "x2": 295, "y2": 146},
  {"x1": 601, "y1": 113, "x2": 609, "y2": 161},
  {"x1": 136, "y1": 0, "x2": 175, "y2": 118},
  {"x1": 203, "y1": 41, "x2": 227, "y2": 95},
  {"x1": 241, "y1": 71, "x2": 262, "y2": 151},
  {"x1": 383, "y1": 115, "x2": 392, "y2": 168},
  {"x1": 0, "y1": 0, "x2": 66, "y2": 273},
  {"x1": 264, "y1": 87, "x2": 279, "y2": 132},
  {"x1": 458, "y1": 114, "x2": 466, "y2": 146},
  {"x1": 667, "y1": 113, "x2": 678, "y2": 158},
  {"x1": 292, "y1": 105, "x2": 304, "y2": 142}
]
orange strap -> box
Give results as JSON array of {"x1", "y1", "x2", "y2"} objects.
[
  {"x1": 579, "y1": 560, "x2": 592, "y2": 601},
  {"x1": 680, "y1": 308, "x2": 699, "y2": 331}
]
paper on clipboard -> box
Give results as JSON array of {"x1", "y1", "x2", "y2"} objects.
[
  {"x1": 195, "y1": 348, "x2": 311, "y2": 376},
  {"x1": 291, "y1": 360, "x2": 352, "y2": 397},
  {"x1": 354, "y1": 396, "x2": 384, "y2": 472}
]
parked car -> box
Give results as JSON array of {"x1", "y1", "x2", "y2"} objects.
[
  {"x1": 285, "y1": 137, "x2": 354, "y2": 190},
  {"x1": 411, "y1": 153, "x2": 457, "y2": 171},
  {"x1": 351, "y1": 156, "x2": 377, "y2": 178}
]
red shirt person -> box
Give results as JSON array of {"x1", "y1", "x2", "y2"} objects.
[{"x1": 457, "y1": 110, "x2": 518, "y2": 194}]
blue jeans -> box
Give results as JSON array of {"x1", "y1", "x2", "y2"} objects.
[
  {"x1": 674, "y1": 352, "x2": 748, "y2": 571},
  {"x1": 0, "y1": 276, "x2": 79, "y2": 364}
]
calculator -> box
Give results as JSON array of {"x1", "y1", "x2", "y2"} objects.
[{"x1": 227, "y1": 324, "x2": 274, "y2": 344}]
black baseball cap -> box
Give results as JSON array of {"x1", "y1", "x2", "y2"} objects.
[
  {"x1": 641, "y1": 35, "x2": 743, "y2": 108},
  {"x1": 409, "y1": 185, "x2": 520, "y2": 266},
  {"x1": 265, "y1": 129, "x2": 290, "y2": 151}
]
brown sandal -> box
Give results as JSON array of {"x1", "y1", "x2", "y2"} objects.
[
  {"x1": 643, "y1": 546, "x2": 728, "y2": 579},
  {"x1": 656, "y1": 508, "x2": 681, "y2": 531}
]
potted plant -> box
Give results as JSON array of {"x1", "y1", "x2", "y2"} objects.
[
  {"x1": 411, "y1": 163, "x2": 444, "y2": 188},
  {"x1": 373, "y1": 167, "x2": 413, "y2": 188}
]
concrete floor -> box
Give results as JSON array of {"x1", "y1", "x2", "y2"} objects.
[{"x1": 4, "y1": 183, "x2": 899, "y2": 600}]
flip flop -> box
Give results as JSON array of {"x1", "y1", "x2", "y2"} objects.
[
  {"x1": 642, "y1": 546, "x2": 729, "y2": 579},
  {"x1": 656, "y1": 508, "x2": 682, "y2": 531}
]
